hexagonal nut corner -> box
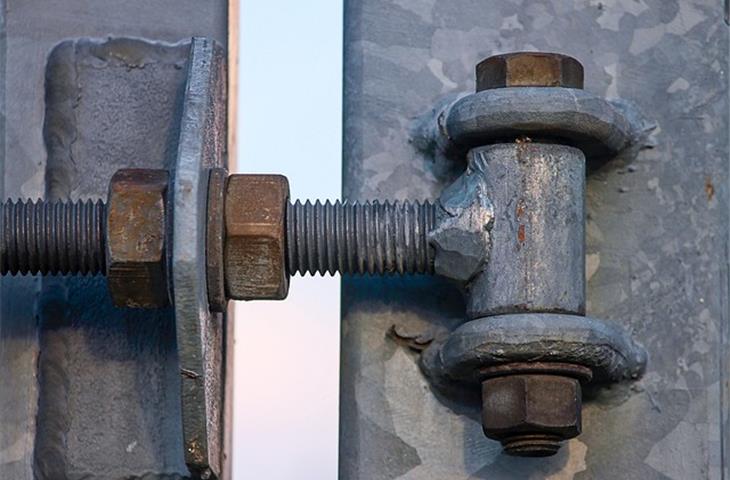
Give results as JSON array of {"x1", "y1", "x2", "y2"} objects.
[
  {"x1": 481, "y1": 375, "x2": 582, "y2": 441},
  {"x1": 106, "y1": 169, "x2": 170, "y2": 308},
  {"x1": 224, "y1": 174, "x2": 290, "y2": 300},
  {"x1": 430, "y1": 165, "x2": 493, "y2": 283},
  {"x1": 476, "y1": 52, "x2": 583, "y2": 91}
]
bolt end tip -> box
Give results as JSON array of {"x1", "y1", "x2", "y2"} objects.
[{"x1": 501, "y1": 434, "x2": 563, "y2": 457}]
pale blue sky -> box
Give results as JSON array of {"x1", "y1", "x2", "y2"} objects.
[{"x1": 234, "y1": 1, "x2": 342, "y2": 479}]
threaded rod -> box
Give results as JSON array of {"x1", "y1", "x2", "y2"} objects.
[
  {"x1": 1, "y1": 199, "x2": 106, "y2": 275},
  {"x1": 2, "y1": 198, "x2": 437, "y2": 278},
  {"x1": 286, "y1": 200, "x2": 436, "y2": 276}
]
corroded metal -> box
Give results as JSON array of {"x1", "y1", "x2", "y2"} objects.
[
  {"x1": 481, "y1": 374, "x2": 582, "y2": 457},
  {"x1": 224, "y1": 174, "x2": 290, "y2": 300},
  {"x1": 480, "y1": 362, "x2": 593, "y2": 382},
  {"x1": 106, "y1": 168, "x2": 169, "y2": 308},
  {"x1": 476, "y1": 52, "x2": 584, "y2": 91}
]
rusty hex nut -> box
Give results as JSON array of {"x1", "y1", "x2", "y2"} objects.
[
  {"x1": 481, "y1": 374, "x2": 581, "y2": 448},
  {"x1": 106, "y1": 169, "x2": 170, "y2": 308},
  {"x1": 224, "y1": 174, "x2": 290, "y2": 300},
  {"x1": 476, "y1": 52, "x2": 584, "y2": 91}
]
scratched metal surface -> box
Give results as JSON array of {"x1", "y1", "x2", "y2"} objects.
[
  {"x1": 0, "y1": 2, "x2": 226, "y2": 479},
  {"x1": 340, "y1": 1, "x2": 729, "y2": 478}
]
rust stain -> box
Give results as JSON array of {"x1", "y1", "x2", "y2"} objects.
[
  {"x1": 516, "y1": 201, "x2": 525, "y2": 218},
  {"x1": 514, "y1": 136, "x2": 533, "y2": 164},
  {"x1": 187, "y1": 438, "x2": 205, "y2": 464},
  {"x1": 516, "y1": 200, "x2": 526, "y2": 248},
  {"x1": 705, "y1": 176, "x2": 715, "y2": 201}
]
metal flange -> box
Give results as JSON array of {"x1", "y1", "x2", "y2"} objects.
[
  {"x1": 422, "y1": 313, "x2": 647, "y2": 386},
  {"x1": 439, "y1": 86, "x2": 651, "y2": 161},
  {"x1": 171, "y1": 37, "x2": 227, "y2": 479}
]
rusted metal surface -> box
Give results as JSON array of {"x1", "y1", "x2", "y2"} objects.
[
  {"x1": 476, "y1": 52, "x2": 584, "y2": 91},
  {"x1": 106, "y1": 168, "x2": 169, "y2": 308},
  {"x1": 206, "y1": 168, "x2": 228, "y2": 313},
  {"x1": 224, "y1": 174, "x2": 289, "y2": 300},
  {"x1": 481, "y1": 374, "x2": 582, "y2": 457},
  {"x1": 480, "y1": 362, "x2": 593, "y2": 382}
]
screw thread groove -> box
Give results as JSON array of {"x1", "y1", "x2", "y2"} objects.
[
  {"x1": 501, "y1": 434, "x2": 563, "y2": 457},
  {"x1": 286, "y1": 200, "x2": 436, "y2": 276},
  {"x1": 2, "y1": 199, "x2": 106, "y2": 275}
]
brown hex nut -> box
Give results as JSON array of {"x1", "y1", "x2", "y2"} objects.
[
  {"x1": 106, "y1": 169, "x2": 170, "y2": 308},
  {"x1": 481, "y1": 374, "x2": 582, "y2": 456},
  {"x1": 476, "y1": 52, "x2": 584, "y2": 91},
  {"x1": 224, "y1": 174, "x2": 290, "y2": 300}
]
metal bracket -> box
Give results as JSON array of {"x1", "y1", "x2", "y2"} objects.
[
  {"x1": 172, "y1": 37, "x2": 228, "y2": 479},
  {"x1": 414, "y1": 52, "x2": 653, "y2": 456}
]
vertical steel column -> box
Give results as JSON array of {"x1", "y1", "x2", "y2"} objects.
[
  {"x1": 0, "y1": 3, "x2": 228, "y2": 478},
  {"x1": 341, "y1": 1, "x2": 729, "y2": 478}
]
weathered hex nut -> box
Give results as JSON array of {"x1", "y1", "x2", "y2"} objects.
[
  {"x1": 224, "y1": 174, "x2": 290, "y2": 300},
  {"x1": 106, "y1": 169, "x2": 170, "y2": 308},
  {"x1": 476, "y1": 52, "x2": 584, "y2": 91},
  {"x1": 481, "y1": 374, "x2": 581, "y2": 444}
]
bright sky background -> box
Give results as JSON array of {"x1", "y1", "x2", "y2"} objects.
[{"x1": 233, "y1": 1, "x2": 342, "y2": 479}]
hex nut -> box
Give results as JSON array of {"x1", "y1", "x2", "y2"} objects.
[
  {"x1": 224, "y1": 174, "x2": 290, "y2": 300},
  {"x1": 106, "y1": 169, "x2": 170, "y2": 308},
  {"x1": 481, "y1": 374, "x2": 581, "y2": 441},
  {"x1": 476, "y1": 52, "x2": 584, "y2": 91}
]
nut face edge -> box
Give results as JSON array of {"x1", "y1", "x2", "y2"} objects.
[
  {"x1": 476, "y1": 52, "x2": 584, "y2": 91},
  {"x1": 224, "y1": 174, "x2": 290, "y2": 300},
  {"x1": 106, "y1": 168, "x2": 170, "y2": 308},
  {"x1": 481, "y1": 374, "x2": 581, "y2": 441}
]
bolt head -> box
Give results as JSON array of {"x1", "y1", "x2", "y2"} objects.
[
  {"x1": 476, "y1": 52, "x2": 584, "y2": 91},
  {"x1": 224, "y1": 174, "x2": 290, "y2": 300},
  {"x1": 481, "y1": 374, "x2": 582, "y2": 442},
  {"x1": 106, "y1": 169, "x2": 170, "y2": 308}
]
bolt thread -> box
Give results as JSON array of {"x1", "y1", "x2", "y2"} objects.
[
  {"x1": 286, "y1": 200, "x2": 436, "y2": 276},
  {"x1": 501, "y1": 434, "x2": 563, "y2": 457},
  {"x1": 1, "y1": 199, "x2": 106, "y2": 275}
]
